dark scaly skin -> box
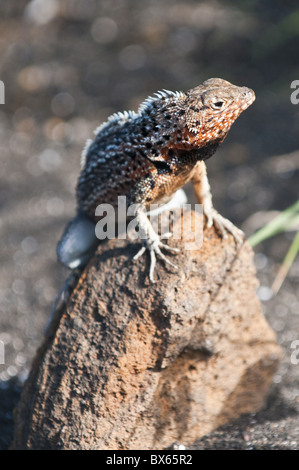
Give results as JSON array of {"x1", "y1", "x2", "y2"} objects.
[
  {"x1": 77, "y1": 78, "x2": 254, "y2": 215},
  {"x1": 75, "y1": 78, "x2": 255, "y2": 281}
]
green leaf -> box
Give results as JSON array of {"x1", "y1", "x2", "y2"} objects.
[
  {"x1": 248, "y1": 200, "x2": 299, "y2": 247},
  {"x1": 271, "y1": 230, "x2": 299, "y2": 294}
]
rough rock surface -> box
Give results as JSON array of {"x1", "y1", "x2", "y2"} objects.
[{"x1": 12, "y1": 211, "x2": 281, "y2": 450}]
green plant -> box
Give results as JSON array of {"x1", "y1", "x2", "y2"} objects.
[{"x1": 248, "y1": 200, "x2": 299, "y2": 294}]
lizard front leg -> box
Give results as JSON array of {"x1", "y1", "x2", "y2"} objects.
[
  {"x1": 133, "y1": 205, "x2": 179, "y2": 283},
  {"x1": 191, "y1": 161, "x2": 244, "y2": 243}
]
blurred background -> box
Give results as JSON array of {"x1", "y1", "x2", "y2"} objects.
[{"x1": 0, "y1": 0, "x2": 299, "y2": 449}]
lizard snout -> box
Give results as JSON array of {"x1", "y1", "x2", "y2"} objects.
[{"x1": 243, "y1": 87, "x2": 255, "y2": 103}]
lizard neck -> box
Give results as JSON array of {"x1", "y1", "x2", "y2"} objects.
[
  {"x1": 195, "y1": 141, "x2": 221, "y2": 161},
  {"x1": 170, "y1": 126, "x2": 225, "y2": 162},
  {"x1": 173, "y1": 141, "x2": 221, "y2": 164}
]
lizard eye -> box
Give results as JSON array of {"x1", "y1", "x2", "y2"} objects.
[{"x1": 211, "y1": 99, "x2": 226, "y2": 110}]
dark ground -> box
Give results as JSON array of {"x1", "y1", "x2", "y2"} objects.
[{"x1": 0, "y1": 0, "x2": 299, "y2": 450}]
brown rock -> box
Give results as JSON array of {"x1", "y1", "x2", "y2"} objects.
[{"x1": 12, "y1": 210, "x2": 281, "y2": 450}]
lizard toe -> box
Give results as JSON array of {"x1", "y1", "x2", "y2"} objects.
[{"x1": 208, "y1": 210, "x2": 244, "y2": 244}]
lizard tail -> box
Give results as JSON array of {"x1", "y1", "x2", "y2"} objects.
[{"x1": 57, "y1": 213, "x2": 98, "y2": 269}]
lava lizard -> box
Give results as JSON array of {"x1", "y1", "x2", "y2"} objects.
[{"x1": 57, "y1": 78, "x2": 255, "y2": 282}]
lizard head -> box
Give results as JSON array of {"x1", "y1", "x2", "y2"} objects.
[{"x1": 183, "y1": 78, "x2": 255, "y2": 145}]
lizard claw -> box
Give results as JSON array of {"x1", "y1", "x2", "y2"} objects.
[
  {"x1": 133, "y1": 236, "x2": 179, "y2": 283},
  {"x1": 133, "y1": 208, "x2": 179, "y2": 282},
  {"x1": 204, "y1": 208, "x2": 244, "y2": 244},
  {"x1": 159, "y1": 232, "x2": 180, "y2": 253}
]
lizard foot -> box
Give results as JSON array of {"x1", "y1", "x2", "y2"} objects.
[
  {"x1": 205, "y1": 208, "x2": 244, "y2": 244},
  {"x1": 133, "y1": 234, "x2": 179, "y2": 283}
]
